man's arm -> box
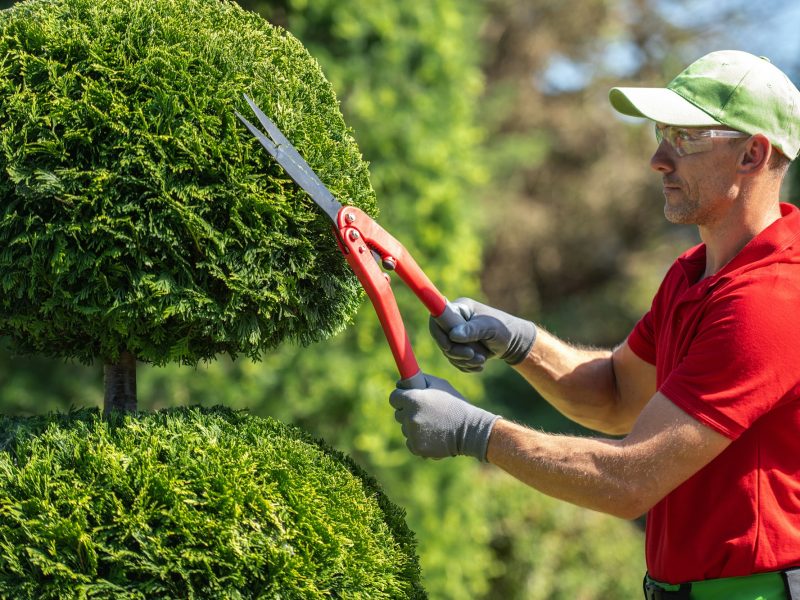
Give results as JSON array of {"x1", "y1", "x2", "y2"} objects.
[
  {"x1": 513, "y1": 333, "x2": 656, "y2": 435},
  {"x1": 430, "y1": 298, "x2": 655, "y2": 434},
  {"x1": 390, "y1": 375, "x2": 732, "y2": 519},
  {"x1": 486, "y1": 392, "x2": 731, "y2": 519},
  {"x1": 416, "y1": 298, "x2": 730, "y2": 517},
  {"x1": 494, "y1": 323, "x2": 728, "y2": 518}
]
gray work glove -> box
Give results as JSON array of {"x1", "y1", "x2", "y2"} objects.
[
  {"x1": 429, "y1": 297, "x2": 537, "y2": 372},
  {"x1": 389, "y1": 373, "x2": 501, "y2": 461}
]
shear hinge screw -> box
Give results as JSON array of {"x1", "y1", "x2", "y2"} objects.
[
  {"x1": 345, "y1": 213, "x2": 356, "y2": 223},
  {"x1": 348, "y1": 230, "x2": 360, "y2": 241},
  {"x1": 382, "y1": 256, "x2": 396, "y2": 271}
]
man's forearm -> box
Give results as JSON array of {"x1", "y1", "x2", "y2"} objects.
[
  {"x1": 485, "y1": 419, "x2": 646, "y2": 518},
  {"x1": 512, "y1": 328, "x2": 632, "y2": 433},
  {"x1": 485, "y1": 394, "x2": 730, "y2": 520}
]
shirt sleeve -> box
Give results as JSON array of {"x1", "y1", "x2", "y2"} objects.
[
  {"x1": 660, "y1": 273, "x2": 800, "y2": 440},
  {"x1": 628, "y1": 309, "x2": 656, "y2": 366},
  {"x1": 628, "y1": 257, "x2": 681, "y2": 367}
]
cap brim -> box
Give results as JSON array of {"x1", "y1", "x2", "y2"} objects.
[{"x1": 609, "y1": 87, "x2": 722, "y2": 126}]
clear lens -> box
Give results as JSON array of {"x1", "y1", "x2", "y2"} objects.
[{"x1": 654, "y1": 124, "x2": 748, "y2": 156}]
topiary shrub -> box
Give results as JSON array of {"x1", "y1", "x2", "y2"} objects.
[
  {"x1": 0, "y1": 406, "x2": 424, "y2": 598},
  {"x1": 0, "y1": 0, "x2": 376, "y2": 368},
  {"x1": 0, "y1": 1, "x2": 424, "y2": 596}
]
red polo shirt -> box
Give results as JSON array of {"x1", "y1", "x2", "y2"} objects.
[{"x1": 628, "y1": 203, "x2": 800, "y2": 583}]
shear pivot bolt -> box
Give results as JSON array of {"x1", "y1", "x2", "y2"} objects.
[
  {"x1": 382, "y1": 256, "x2": 396, "y2": 271},
  {"x1": 345, "y1": 213, "x2": 356, "y2": 224},
  {"x1": 348, "y1": 230, "x2": 360, "y2": 241}
]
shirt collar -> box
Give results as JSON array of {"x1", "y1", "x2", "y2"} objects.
[{"x1": 676, "y1": 203, "x2": 800, "y2": 285}]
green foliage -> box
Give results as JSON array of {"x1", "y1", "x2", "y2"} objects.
[
  {"x1": 0, "y1": 349, "x2": 102, "y2": 414},
  {"x1": 0, "y1": 406, "x2": 424, "y2": 599},
  {"x1": 788, "y1": 150, "x2": 800, "y2": 203},
  {"x1": 0, "y1": 0, "x2": 376, "y2": 366},
  {"x1": 484, "y1": 474, "x2": 645, "y2": 599}
]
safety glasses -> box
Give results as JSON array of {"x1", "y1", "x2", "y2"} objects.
[{"x1": 655, "y1": 124, "x2": 749, "y2": 156}]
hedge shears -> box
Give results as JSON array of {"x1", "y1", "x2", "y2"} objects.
[{"x1": 236, "y1": 94, "x2": 474, "y2": 389}]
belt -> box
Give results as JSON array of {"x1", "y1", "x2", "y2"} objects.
[{"x1": 643, "y1": 568, "x2": 800, "y2": 600}]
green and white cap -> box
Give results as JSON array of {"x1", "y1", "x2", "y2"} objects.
[{"x1": 609, "y1": 50, "x2": 800, "y2": 159}]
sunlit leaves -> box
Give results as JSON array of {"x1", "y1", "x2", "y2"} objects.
[
  {"x1": 0, "y1": 406, "x2": 424, "y2": 598},
  {"x1": 0, "y1": 0, "x2": 377, "y2": 366}
]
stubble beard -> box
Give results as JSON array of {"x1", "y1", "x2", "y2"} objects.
[{"x1": 664, "y1": 195, "x2": 701, "y2": 225}]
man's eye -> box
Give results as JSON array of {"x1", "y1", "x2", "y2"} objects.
[{"x1": 676, "y1": 129, "x2": 692, "y2": 141}]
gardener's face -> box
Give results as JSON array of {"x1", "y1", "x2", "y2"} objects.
[{"x1": 649, "y1": 125, "x2": 745, "y2": 226}]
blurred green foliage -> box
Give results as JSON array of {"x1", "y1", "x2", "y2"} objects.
[
  {"x1": 0, "y1": 406, "x2": 424, "y2": 598},
  {"x1": 484, "y1": 473, "x2": 644, "y2": 600},
  {"x1": 0, "y1": 0, "x2": 376, "y2": 366}
]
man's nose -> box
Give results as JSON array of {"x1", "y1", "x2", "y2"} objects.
[{"x1": 650, "y1": 141, "x2": 676, "y2": 174}]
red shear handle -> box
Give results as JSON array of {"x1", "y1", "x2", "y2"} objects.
[
  {"x1": 337, "y1": 208, "x2": 448, "y2": 316},
  {"x1": 338, "y1": 211, "x2": 426, "y2": 388},
  {"x1": 338, "y1": 206, "x2": 447, "y2": 389},
  {"x1": 336, "y1": 207, "x2": 481, "y2": 389}
]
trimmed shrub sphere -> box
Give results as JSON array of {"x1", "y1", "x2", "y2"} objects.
[
  {"x1": 0, "y1": 0, "x2": 377, "y2": 365},
  {"x1": 0, "y1": 407, "x2": 425, "y2": 598}
]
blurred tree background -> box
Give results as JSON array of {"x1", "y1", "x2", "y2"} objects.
[{"x1": 0, "y1": 0, "x2": 798, "y2": 597}]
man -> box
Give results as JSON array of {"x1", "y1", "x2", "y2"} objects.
[{"x1": 390, "y1": 50, "x2": 800, "y2": 599}]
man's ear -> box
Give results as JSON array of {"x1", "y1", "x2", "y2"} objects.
[{"x1": 738, "y1": 134, "x2": 771, "y2": 174}]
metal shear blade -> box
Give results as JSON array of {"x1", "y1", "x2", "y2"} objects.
[{"x1": 235, "y1": 94, "x2": 343, "y2": 224}]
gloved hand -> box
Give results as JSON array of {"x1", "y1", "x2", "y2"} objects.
[
  {"x1": 389, "y1": 373, "x2": 501, "y2": 461},
  {"x1": 429, "y1": 298, "x2": 537, "y2": 372}
]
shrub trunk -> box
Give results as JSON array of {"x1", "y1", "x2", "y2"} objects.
[{"x1": 103, "y1": 350, "x2": 137, "y2": 413}]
